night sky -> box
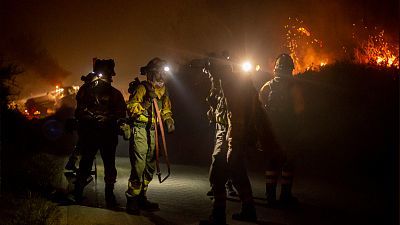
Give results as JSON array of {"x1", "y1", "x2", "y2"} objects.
[{"x1": 1, "y1": 0, "x2": 398, "y2": 97}]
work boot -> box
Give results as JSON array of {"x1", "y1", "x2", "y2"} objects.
[
  {"x1": 126, "y1": 193, "x2": 140, "y2": 215},
  {"x1": 279, "y1": 184, "x2": 298, "y2": 208},
  {"x1": 265, "y1": 183, "x2": 278, "y2": 207},
  {"x1": 105, "y1": 184, "x2": 119, "y2": 209},
  {"x1": 199, "y1": 207, "x2": 226, "y2": 225},
  {"x1": 65, "y1": 156, "x2": 78, "y2": 171},
  {"x1": 138, "y1": 193, "x2": 159, "y2": 211},
  {"x1": 67, "y1": 184, "x2": 84, "y2": 204},
  {"x1": 226, "y1": 181, "x2": 238, "y2": 197},
  {"x1": 232, "y1": 203, "x2": 257, "y2": 222}
]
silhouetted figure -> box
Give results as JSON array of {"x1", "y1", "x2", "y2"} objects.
[
  {"x1": 200, "y1": 56, "x2": 279, "y2": 225},
  {"x1": 205, "y1": 61, "x2": 238, "y2": 198},
  {"x1": 65, "y1": 73, "x2": 95, "y2": 172},
  {"x1": 259, "y1": 53, "x2": 304, "y2": 208},
  {"x1": 71, "y1": 59, "x2": 126, "y2": 209}
]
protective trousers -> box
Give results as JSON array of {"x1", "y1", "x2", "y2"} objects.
[
  {"x1": 75, "y1": 122, "x2": 118, "y2": 193},
  {"x1": 210, "y1": 123, "x2": 254, "y2": 211},
  {"x1": 264, "y1": 114, "x2": 296, "y2": 202},
  {"x1": 209, "y1": 123, "x2": 228, "y2": 193},
  {"x1": 127, "y1": 124, "x2": 156, "y2": 196}
]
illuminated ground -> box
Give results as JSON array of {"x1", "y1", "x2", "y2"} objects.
[{"x1": 58, "y1": 156, "x2": 387, "y2": 225}]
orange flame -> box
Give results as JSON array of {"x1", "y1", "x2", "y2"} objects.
[
  {"x1": 354, "y1": 30, "x2": 399, "y2": 68},
  {"x1": 285, "y1": 17, "x2": 329, "y2": 73},
  {"x1": 283, "y1": 18, "x2": 399, "y2": 72}
]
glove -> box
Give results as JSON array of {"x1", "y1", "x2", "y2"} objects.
[
  {"x1": 165, "y1": 118, "x2": 175, "y2": 133},
  {"x1": 119, "y1": 123, "x2": 131, "y2": 140}
]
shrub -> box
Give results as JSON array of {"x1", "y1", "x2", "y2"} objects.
[{"x1": 12, "y1": 195, "x2": 60, "y2": 225}]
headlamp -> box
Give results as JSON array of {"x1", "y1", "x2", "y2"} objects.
[{"x1": 241, "y1": 61, "x2": 253, "y2": 72}]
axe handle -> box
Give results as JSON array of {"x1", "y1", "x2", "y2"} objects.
[{"x1": 153, "y1": 98, "x2": 171, "y2": 183}]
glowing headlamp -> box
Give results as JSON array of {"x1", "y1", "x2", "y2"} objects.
[
  {"x1": 241, "y1": 61, "x2": 253, "y2": 72},
  {"x1": 163, "y1": 66, "x2": 170, "y2": 72}
]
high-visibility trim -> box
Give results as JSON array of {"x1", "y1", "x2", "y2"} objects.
[
  {"x1": 136, "y1": 114, "x2": 156, "y2": 124},
  {"x1": 127, "y1": 181, "x2": 142, "y2": 196},
  {"x1": 143, "y1": 180, "x2": 151, "y2": 186},
  {"x1": 142, "y1": 180, "x2": 150, "y2": 191}
]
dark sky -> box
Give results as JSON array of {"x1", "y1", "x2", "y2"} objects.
[{"x1": 1, "y1": 0, "x2": 398, "y2": 97}]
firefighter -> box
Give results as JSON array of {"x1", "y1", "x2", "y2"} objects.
[
  {"x1": 206, "y1": 64, "x2": 238, "y2": 198},
  {"x1": 71, "y1": 59, "x2": 127, "y2": 209},
  {"x1": 65, "y1": 73, "x2": 96, "y2": 172},
  {"x1": 259, "y1": 53, "x2": 304, "y2": 207},
  {"x1": 201, "y1": 56, "x2": 277, "y2": 225},
  {"x1": 125, "y1": 57, "x2": 175, "y2": 215}
]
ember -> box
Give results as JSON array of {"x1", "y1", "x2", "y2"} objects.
[
  {"x1": 353, "y1": 29, "x2": 399, "y2": 68},
  {"x1": 284, "y1": 18, "x2": 399, "y2": 73},
  {"x1": 285, "y1": 17, "x2": 329, "y2": 73}
]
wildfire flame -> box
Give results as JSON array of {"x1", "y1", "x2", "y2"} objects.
[
  {"x1": 285, "y1": 17, "x2": 329, "y2": 73},
  {"x1": 284, "y1": 18, "x2": 399, "y2": 73},
  {"x1": 354, "y1": 30, "x2": 399, "y2": 68}
]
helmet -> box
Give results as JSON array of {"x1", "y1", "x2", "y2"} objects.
[
  {"x1": 273, "y1": 53, "x2": 294, "y2": 76},
  {"x1": 140, "y1": 57, "x2": 167, "y2": 75},
  {"x1": 93, "y1": 58, "x2": 116, "y2": 76},
  {"x1": 140, "y1": 57, "x2": 168, "y2": 88}
]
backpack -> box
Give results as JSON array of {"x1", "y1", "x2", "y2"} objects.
[{"x1": 128, "y1": 77, "x2": 141, "y2": 95}]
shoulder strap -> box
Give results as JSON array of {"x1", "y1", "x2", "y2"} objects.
[{"x1": 128, "y1": 77, "x2": 142, "y2": 94}]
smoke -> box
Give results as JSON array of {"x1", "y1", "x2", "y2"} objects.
[
  {"x1": 0, "y1": 1, "x2": 71, "y2": 98},
  {"x1": 0, "y1": 34, "x2": 71, "y2": 98},
  {"x1": 0, "y1": 0, "x2": 398, "y2": 94}
]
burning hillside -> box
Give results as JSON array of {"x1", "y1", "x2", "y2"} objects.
[
  {"x1": 353, "y1": 28, "x2": 399, "y2": 68},
  {"x1": 284, "y1": 17, "x2": 399, "y2": 73}
]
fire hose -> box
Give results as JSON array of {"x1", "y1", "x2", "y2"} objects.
[{"x1": 153, "y1": 98, "x2": 171, "y2": 183}]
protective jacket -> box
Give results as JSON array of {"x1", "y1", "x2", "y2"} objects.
[
  {"x1": 259, "y1": 76, "x2": 303, "y2": 115},
  {"x1": 75, "y1": 79, "x2": 126, "y2": 124},
  {"x1": 127, "y1": 80, "x2": 173, "y2": 124},
  {"x1": 206, "y1": 77, "x2": 228, "y2": 125},
  {"x1": 126, "y1": 79, "x2": 174, "y2": 198}
]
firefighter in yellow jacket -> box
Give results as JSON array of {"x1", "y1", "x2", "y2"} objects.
[{"x1": 125, "y1": 58, "x2": 174, "y2": 215}]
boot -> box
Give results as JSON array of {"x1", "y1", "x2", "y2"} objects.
[
  {"x1": 199, "y1": 207, "x2": 226, "y2": 225},
  {"x1": 279, "y1": 184, "x2": 298, "y2": 208},
  {"x1": 126, "y1": 193, "x2": 140, "y2": 215},
  {"x1": 265, "y1": 183, "x2": 278, "y2": 207},
  {"x1": 105, "y1": 184, "x2": 119, "y2": 209},
  {"x1": 232, "y1": 203, "x2": 257, "y2": 222},
  {"x1": 138, "y1": 192, "x2": 159, "y2": 211},
  {"x1": 67, "y1": 184, "x2": 84, "y2": 204},
  {"x1": 226, "y1": 180, "x2": 238, "y2": 197},
  {"x1": 265, "y1": 170, "x2": 278, "y2": 207}
]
